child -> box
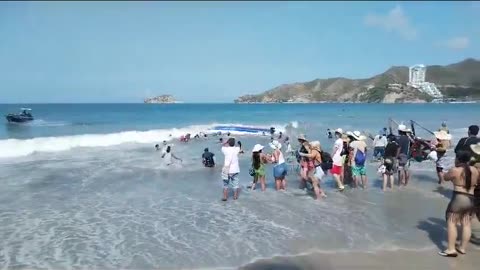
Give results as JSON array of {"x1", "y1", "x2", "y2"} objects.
[{"x1": 435, "y1": 144, "x2": 447, "y2": 185}]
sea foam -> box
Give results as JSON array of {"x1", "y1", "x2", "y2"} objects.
[{"x1": 0, "y1": 123, "x2": 288, "y2": 158}]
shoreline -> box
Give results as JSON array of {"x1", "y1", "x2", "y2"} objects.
[{"x1": 239, "y1": 246, "x2": 480, "y2": 270}]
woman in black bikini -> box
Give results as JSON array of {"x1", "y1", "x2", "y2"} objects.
[{"x1": 439, "y1": 151, "x2": 479, "y2": 257}]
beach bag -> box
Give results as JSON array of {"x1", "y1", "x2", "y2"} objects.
[
  {"x1": 320, "y1": 151, "x2": 333, "y2": 171},
  {"x1": 249, "y1": 167, "x2": 256, "y2": 177},
  {"x1": 354, "y1": 150, "x2": 366, "y2": 166}
]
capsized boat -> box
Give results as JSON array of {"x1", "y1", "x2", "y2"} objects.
[{"x1": 5, "y1": 108, "x2": 34, "y2": 123}]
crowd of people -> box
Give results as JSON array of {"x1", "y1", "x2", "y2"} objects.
[{"x1": 154, "y1": 122, "x2": 480, "y2": 258}]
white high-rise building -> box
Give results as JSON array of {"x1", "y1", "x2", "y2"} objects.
[{"x1": 409, "y1": 64, "x2": 426, "y2": 86}]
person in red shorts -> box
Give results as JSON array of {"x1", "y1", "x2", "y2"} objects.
[{"x1": 331, "y1": 128, "x2": 346, "y2": 191}]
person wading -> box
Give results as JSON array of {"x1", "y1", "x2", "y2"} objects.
[
  {"x1": 221, "y1": 138, "x2": 241, "y2": 201},
  {"x1": 439, "y1": 151, "x2": 479, "y2": 257},
  {"x1": 331, "y1": 128, "x2": 346, "y2": 191}
]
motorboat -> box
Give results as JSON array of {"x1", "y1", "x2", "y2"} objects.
[{"x1": 5, "y1": 108, "x2": 34, "y2": 123}]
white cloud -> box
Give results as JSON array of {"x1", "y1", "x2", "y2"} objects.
[
  {"x1": 364, "y1": 5, "x2": 417, "y2": 40},
  {"x1": 444, "y1": 37, "x2": 470, "y2": 50}
]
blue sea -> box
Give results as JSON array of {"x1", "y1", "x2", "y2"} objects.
[{"x1": 0, "y1": 103, "x2": 479, "y2": 269}]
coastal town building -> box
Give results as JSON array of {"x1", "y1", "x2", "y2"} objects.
[{"x1": 407, "y1": 64, "x2": 443, "y2": 99}]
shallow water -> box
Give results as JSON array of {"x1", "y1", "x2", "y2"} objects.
[{"x1": 0, "y1": 103, "x2": 478, "y2": 269}]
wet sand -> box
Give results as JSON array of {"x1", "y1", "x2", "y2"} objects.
[{"x1": 240, "y1": 246, "x2": 480, "y2": 270}]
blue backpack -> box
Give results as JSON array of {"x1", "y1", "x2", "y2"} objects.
[{"x1": 354, "y1": 149, "x2": 366, "y2": 166}]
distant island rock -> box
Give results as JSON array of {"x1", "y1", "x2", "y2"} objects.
[
  {"x1": 144, "y1": 95, "x2": 177, "y2": 104},
  {"x1": 235, "y1": 58, "x2": 480, "y2": 104}
]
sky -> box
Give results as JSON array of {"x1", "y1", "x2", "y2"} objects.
[{"x1": 0, "y1": 1, "x2": 479, "y2": 103}]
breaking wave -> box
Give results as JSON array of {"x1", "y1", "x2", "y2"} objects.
[{"x1": 0, "y1": 122, "x2": 290, "y2": 158}]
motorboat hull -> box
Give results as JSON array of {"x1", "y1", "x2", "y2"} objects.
[{"x1": 5, "y1": 114, "x2": 34, "y2": 123}]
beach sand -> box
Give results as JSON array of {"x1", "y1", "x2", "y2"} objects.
[{"x1": 240, "y1": 246, "x2": 480, "y2": 270}]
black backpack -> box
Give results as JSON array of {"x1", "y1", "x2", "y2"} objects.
[{"x1": 320, "y1": 151, "x2": 333, "y2": 171}]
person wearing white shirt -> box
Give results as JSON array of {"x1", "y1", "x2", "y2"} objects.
[
  {"x1": 221, "y1": 138, "x2": 241, "y2": 201},
  {"x1": 372, "y1": 132, "x2": 388, "y2": 161},
  {"x1": 331, "y1": 128, "x2": 346, "y2": 191}
]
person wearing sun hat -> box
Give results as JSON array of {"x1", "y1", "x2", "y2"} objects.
[
  {"x1": 349, "y1": 131, "x2": 369, "y2": 189},
  {"x1": 435, "y1": 144, "x2": 448, "y2": 185},
  {"x1": 331, "y1": 128, "x2": 346, "y2": 191},
  {"x1": 298, "y1": 140, "x2": 327, "y2": 199},
  {"x1": 250, "y1": 144, "x2": 269, "y2": 191},
  {"x1": 270, "y1": 140, "x2": 288, "y2": 191},
  {"x1": 397, "y1": 124, "x2": 413, "y2": 186},
  {"x1": 297, "y1": 134, "x2": 314, "y2": 182},
  {"x1": 434, "y1": 129, "x2": 453, "y2": 149}
]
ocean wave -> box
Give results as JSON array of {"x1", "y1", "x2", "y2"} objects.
[{"x1": 0, "y1": 122, "x2": 290, "y2": 158}]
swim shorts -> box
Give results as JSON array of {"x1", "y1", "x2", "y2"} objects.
[
  {"x1": 223, "y1": 173, "x2": 239, "y2": 189},
  {"x1": 273, "y1": 163, "x2": 288, "y2": 179},
  {"x1": 373, "y1": 147, "x2": 385, "y2": 158},
  {"x1": 331, "y1": 165, "x2": 342, "y2": 175},
  {"x1": 398, "y1": 154, "x2": 410, "y2": 170},
  {"x1": 352, "y1": 165, "x2": 366, "y2": 176}
]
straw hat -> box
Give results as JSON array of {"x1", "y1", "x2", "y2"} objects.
[
  {"x1": 358, "y1": 135, "x2": 367, "y2": 141},
  {"x1": 433, "y1": 130, "x2": 452, "y2": 141},
  {"x1": 334, "y1": 128, "x2": 343, "y2": 134},
  {"x1": 269, "y1": 140, "x2": 282, "y2": 150},
  {"x1": 252, "y1": 144, "x2": 264, "y2": 152},
  {"x1": 310, "y1": 141, "x2": 321, "y2": 151},
  {"x1": 471, "y1": 143, "x2": 480, "y2": 155},
  {"x1": 351, "y1": 130, "x2": 362, "y2": 140},
  {"x1": 398, "y1": 124, "x2": 411, "y2": 133},
  {"x1": 297, "y1": 134, "x2": 307, "y2": 141}
]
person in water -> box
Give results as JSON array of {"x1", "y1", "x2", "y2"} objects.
[
  {"x1": 161, "y1": 146, "x2": 182, "y2": 166},
  {"x1": 397, "y1": 124, "x2": 413, "y2": 186},
  {"x1": 327, "y1": 129, "x2": 333, "y2": 139},
  {"x1": 298, "y1": 141, "x2": 327, "y2": 199},
  {"x1": 331, "y1": 129, "x2": 346, "y2": 191},
  {"x1": 469, "y1": 143, "x2": 480, "y2": 245},
  {"x1": 156, "y1": 141, "x2": 168, "y2": 154},
  {"x1": 297, "y1": 134, "x2": 313, "y2": 183},
  {"x1": 455, "y1": 125, "x2": 480, "y2": 158},
  {"x1": 221, "y1": 138, "x2": 241, "y2": 201},
  {"x1": 382, "y1": 135, "x2": 400, "y2": 191},
  {"x1": 250, "y1": 144, "x2": 269, "y2": 191},
  {"x1": 349, "y1": 131, "x2": 368, "y2": 189},
  {"x1": 202, "y1": 148, "x2": 215, "y2": 168},
  {"x1": 237, "y1": 141, "x2": 245, "y2": 154},
  {"x1": 372, "y1": 131, "x2": 388, "y2": 161},
  {"x1": 270, "y1": 140, "x2": 288, "y2": 191},
  {"x1": 435, "y1": 144, "x2": 448, "y2": 185},
  {"x1": 438, "y1": 151, "x2": 479, "y2": 257}
]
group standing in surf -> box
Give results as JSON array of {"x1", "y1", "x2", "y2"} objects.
[{"x1": 154, "y1": 122, "x2": 480, "y2": 258}]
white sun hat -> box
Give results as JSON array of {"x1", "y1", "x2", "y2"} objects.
[
  {"x1": 433, "y1": 130, "x2": 452, "y2": 141},
  {"x1": 334, "y1": 128, "x2": 343, "y2": 134},
  {"x1": 252, "y1": 144, "x2": 264, "y2": 152},
  {"x1": 398, "y1": 124, "x2": 412, "y2": 133},
  {"x1": 269, "y1": 140, "x2": 282, "y2": 150},
  {"x1": 471, "y1": 143, "x2": 480, "y2": 155}
]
